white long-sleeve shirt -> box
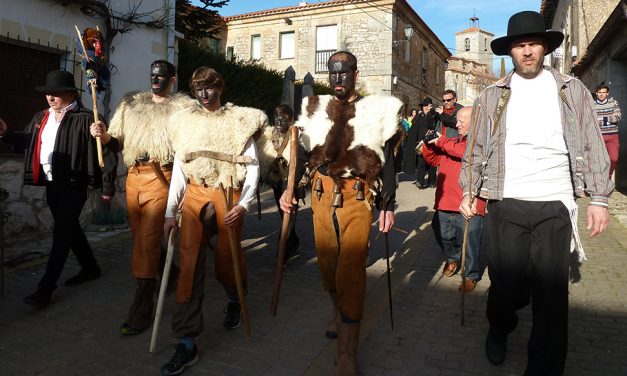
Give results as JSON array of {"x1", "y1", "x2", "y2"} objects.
[
  {"x1": 40, "y1": 101, "x2": 77, "y2": 181},
  {"x1": 165, "y1": 137, "x2": 259, "y2": 218}
]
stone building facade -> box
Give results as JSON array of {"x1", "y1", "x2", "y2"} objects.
[
  {"x1": 444, "y1": 18, "x2": 497, "y2": 106},
  {"x1": 542, "y1": 0, "x2": 626, "y2": 190},
  {"x1": 445, "y1": 57, "x2": 496, "y2": 106},
  {"x1": 221, "y1": 0, "x2": 450, "y2": 113}
]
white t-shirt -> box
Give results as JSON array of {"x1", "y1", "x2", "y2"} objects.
[{"x1": 503, "y1": 70, "x2": 573, "y2": 201}]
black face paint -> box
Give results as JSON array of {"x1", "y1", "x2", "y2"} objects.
[
  {"x1": 274, "y1": 113, "x2": 291, "y2": 133},
  {"x1": 194, "y1": 86, "x2": 221, "y2": 109},
  {"x1": 328, "y1": 60, "x2": 355, "y2": 101},
  {"x1": 151, "y1": 64, "x2": 171, "y2": 95}
]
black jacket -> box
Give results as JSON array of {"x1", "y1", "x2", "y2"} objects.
[
  {"x1": 437, "y1": 102, "x2": 462, "y2": 138},
  {"x1": 402, "y1": 110, "x2": 436, "y2": 174},
  {"x1": 23, "y1": 106, "x2": 117, "y2": 195}
]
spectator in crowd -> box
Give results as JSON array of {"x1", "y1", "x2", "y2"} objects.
[
  {"x1": 435, "y1": 89, "x2": 462, "y2": 138},
  {"x1": 594, "y1": 84, "x2": 622, "y2": 179},
  {"x1": 423, "y1": 106, "x2": 485, "y2": 291},
  {"x1": 403, "y1": 98, "x2": 437, "y2": 188}
]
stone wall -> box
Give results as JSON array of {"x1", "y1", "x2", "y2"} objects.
[
  {"x1": 0, "y1": 155, "x2": 128, "y2": 243},
  {"x1": 224, "y1": 0, "x2": 449, "y2": 106}
]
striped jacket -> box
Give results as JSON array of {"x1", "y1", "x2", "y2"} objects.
[
  {"x1": 594, "y1": 97, "x2": 621, "y2": 135},
  {"x1": 460, "y1": 66, "x2": 614, "y2": 206}
]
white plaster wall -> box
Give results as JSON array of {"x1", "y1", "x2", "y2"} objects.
[{"x1": 0, "y1": 0, "x2": 172, "y2": 119}]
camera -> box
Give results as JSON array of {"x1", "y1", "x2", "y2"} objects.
[{"x1": 423, "y1": 130, "x2": 439, "y2": 143}]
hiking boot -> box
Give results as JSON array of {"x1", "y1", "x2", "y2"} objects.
[
  {"x1": 120, "y1": 322, "x2": 148, "y2": 336},
  {"x1": 64, "y1": 266, "x2": 101, "y2": 286},
  {"x1": 23, "y1": 287, "x2": 53, "y2": 309},
  {"x1": 223, "y1": 302, "x2": 242, "y2": 330},
  {"x1": 442, "y1": 261, "x2": 460, "y2": 277},
  {"x1": 458, "y1": 279, "x2": 478, "y2": 292},
  {"x1": 160, "y1": 343, "x2": 198, "y2": 376}
]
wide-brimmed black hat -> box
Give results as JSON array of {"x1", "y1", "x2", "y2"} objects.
[
  {"x1": 490, "y1": 11, "x2": 564, "y2": 56},
  {"x1": 35, "y1": 70, "x2": 83, "y2": 92}
]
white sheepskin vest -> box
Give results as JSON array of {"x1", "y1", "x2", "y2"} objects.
[
  {"x1": 108, "y1": 91, "x2": 194, "y2": 167},
  {"x1": 168, "y1": 103, "x2": 268, "y2": 188}
]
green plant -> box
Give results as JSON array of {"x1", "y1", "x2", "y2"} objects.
[{"x1": 178, "y1": 40, "x2": 283, "y2": 119}]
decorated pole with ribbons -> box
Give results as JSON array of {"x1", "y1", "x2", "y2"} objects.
[{"x1": 74, "y1": 25, "x2": 110, "y2": 168}]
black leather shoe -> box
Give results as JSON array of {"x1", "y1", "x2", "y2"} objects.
[
  {"x1": 485, "y1": 330, "x2": 507, "y2": 365},
  {"x1": 223, "y1": 302, "x2": 242, "y2": 330},
  {"x1": 160, "y1": 343, "x2": 198, "y2": 376},
  {"x1": 64, "y1": 266, "x2": 101, "y2": 286},
  {"x1": 23, "y1": 288, "x2": 53, "y2": 308}
]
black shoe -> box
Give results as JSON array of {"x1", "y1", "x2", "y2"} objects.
[
  {"x1": 160, "y1": 343, "x2": 198, "y2": 376},
  {"x1": 64, "y1": 266, "x2": 101, "y2": 286},
  {"x1": 223, "y1": 302, "x2": 242, "y2": 330},
  {"x1": 23, "y1": 288, "x2": 53, "y2": 308},
  {"x1": 485, "y1": 330, "x2": 507, "y2": 365}
]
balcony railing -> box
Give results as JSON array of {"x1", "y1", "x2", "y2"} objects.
[{"x1": 315, "y1": 49, "x2": 336, "y2": 73}]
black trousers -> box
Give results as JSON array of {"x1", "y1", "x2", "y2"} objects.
[
  {"x1": 486, "y1": 199, "x2": 572, "y2": 376},
  {"x1": 416, "y1": 155, "x2": 436, "y2": 187},
  {"x1": 39, "y1": 181, "x2": 99, "y2": 290}
]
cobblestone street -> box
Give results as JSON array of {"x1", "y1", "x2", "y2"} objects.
[{"x1": 1, "y1": 178, "x2": 626, "y2": 375}]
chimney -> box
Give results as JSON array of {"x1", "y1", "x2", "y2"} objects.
[{"x1": 299, "y1": 2, "x2": 307, "y2": 6}]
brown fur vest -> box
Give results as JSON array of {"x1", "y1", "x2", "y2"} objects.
[
  {"x1": 167, "y1": 103, "x2": 268, "y2": 188},
  {"x1": 108, "y1": 91, "x2": 195, "y2": 167},
  {"x1": 296, "y1": 94, "x2": 402, "y2": 186}
]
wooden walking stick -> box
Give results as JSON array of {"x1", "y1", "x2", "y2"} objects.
[
  {"x1": 271, "y1": 126, "x2": 299, "y2": 317},
  {"x1": 381, "y1": 194, "x2": 394, "y2": 330},
  {"x1": 149, "y1": 227, "x2": 177, "y2": 353},
  {"x1": 218, "y1": 180, "x2": 251, "y2": 337},
  {"x1": 459, "y1": 104, "x2": 482, "y2": 326}
]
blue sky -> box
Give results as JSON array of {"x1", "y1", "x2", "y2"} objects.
[{"x1": 197, "y1": 0, "x2": 542, "y2": 72}]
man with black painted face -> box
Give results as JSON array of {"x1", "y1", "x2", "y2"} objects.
[
  {"x1": 280, "y1": 51, "x2": 402, "y2": 375},
  {"x1": 90, "y1": 60, "x2": 194, "y2": 336},
  {"x1": 260, "y1": 104, "x2": 301, "y2": 264},
  {"x1": 161, "y1": 66, "x2": 267, "y2": 376}
]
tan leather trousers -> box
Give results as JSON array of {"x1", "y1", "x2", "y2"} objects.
[
  {"x1": 126, "y1": 164, "x2": 171, "y2": 279},
  {"x1": 176, "y1": 178, "x2": 246, "y2": 304},
  {"x1": 311, "y1": 172, "x2": 373, "y2": 321}
]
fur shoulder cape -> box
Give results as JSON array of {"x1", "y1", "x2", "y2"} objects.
[
  {"x1": 168, "y1": 103, "x2": 268, "y2": 188},
  {"x1": 255, "y1": 126, "x2": 295, "y2": 185},
  {"x1": 108, "y1": 91, "x2": 195, "y2": 167},
  {"x1": 296, "y1": 94, "x2": 402, "y2": 185}
]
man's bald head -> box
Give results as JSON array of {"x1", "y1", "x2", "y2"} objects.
[{"x1": 455, "y1": 107, "x2": 473, "y2": 137}]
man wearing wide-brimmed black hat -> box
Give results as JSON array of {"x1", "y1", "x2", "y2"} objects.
[
  {"x1": 20, "y1": 70, "x2": 117, "y2": 308},
  {"x1": 459, "y1": 11, "x2": 613, "y2": 375}
]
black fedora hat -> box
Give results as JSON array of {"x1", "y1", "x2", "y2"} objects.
[
  {"x1": 35, "y1": 70, "x2": 83, "y2": 92},
  {"x1": 490, "y1": 11, "x2": 564, "y2": 56}
]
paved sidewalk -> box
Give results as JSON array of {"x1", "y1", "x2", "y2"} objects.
[{"x1": 0, "y1": 179, "x2": 626, "y2": 375}]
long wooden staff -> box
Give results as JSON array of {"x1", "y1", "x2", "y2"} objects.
[
  {"x1": 74, "y1": 25, "x2": 104, "y2": 168},
  {"x1": 459, "y1": 104, "x2": 481, "y2": 326},
  {"x1": 271, "y1": 126, "x2": 299, "y2": 317},
  {"x1": 218, "y1": 180, "x2": 251, "y2": 337},
  {"x1": 149, "y1": 227, "x2": 176, "y2": 352},
  {"x1": 382, "y1": 195, "x2": 394, "y2": 330}
]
